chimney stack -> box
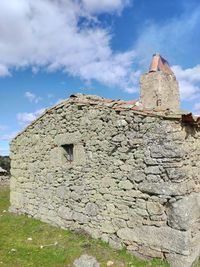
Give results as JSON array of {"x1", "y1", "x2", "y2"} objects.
[{"x1": 140, "y1": 53, "x2": 180, "y2": 112}]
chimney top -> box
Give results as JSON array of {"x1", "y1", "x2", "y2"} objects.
[
  {"x1": 140, "y1": 53, "x2": 180, "y2": 112},
  {"x1": 149, "y1": 53, "x2": 174, "y2": 75}
]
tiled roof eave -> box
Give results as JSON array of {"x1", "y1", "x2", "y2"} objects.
[{"x1": 10, "y1": 94, "x2": 189, "y2": 143}]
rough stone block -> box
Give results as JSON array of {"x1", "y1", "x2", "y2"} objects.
[
  {"x1": 85, "y1": 203, "x2": 98, "y2": 216},
  {"x1": 167, "y1": 192, "x2": 200, "y2": 230},
  {"x1": 129, "y1": 170, "x2": 145, "y2": 183},
  {"x1": 73, "y1": 211, "x2": 90, "y2": 224},
  {"x1": 147, "y1": 201, "x2": 164, "y2": 216},
  {"x1": 139, "y1": 180, "x2": 197, "y2": 196},
  {"x1": 101, "y1": 221, "x2": 115, "y2": 234},
  {"x1": 55, "y1": 132, "x2": 82, "y2": 146},
  {"x1": 10, "y1": 192, "x2": 25, "y2": 209},
  {"x1": 58, "y1": 206, "x2": 73, "y2": 220},
  {"x1": 117, "y1": 226, "x2": 190, "y2": 255},
  {"x1": 118, "y1": 180, "x2": 133, "y2": 190}
]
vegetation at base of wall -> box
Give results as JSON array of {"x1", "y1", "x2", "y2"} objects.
[
  {"x1": 0, "y1": 156, "x2": 10, "y2": 173},
  {"x1": 0, "y1": 187, "x2": 170, "y2": 267}
]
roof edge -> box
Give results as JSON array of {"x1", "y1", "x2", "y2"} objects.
[
  {"x1": 10, "y1": 93, "x2": 192, "y2": 144},
  {"x1": 11, "y1": 98, "x2": 69, "y2": 143}
]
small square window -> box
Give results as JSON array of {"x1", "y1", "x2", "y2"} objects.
[{"x1": 62, "y1": 144, "x2": 74, "y2": 162}]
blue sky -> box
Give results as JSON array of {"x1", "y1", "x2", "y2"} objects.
[{"x1": 0, "y1": 0, "x2": 200, "y2": 155}]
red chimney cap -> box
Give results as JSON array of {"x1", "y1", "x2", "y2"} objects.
[{"x1": 149, "y1": 53, "x2": 174, "y2": 75}]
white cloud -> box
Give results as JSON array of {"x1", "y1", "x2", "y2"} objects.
[
  {"x1": 24, "y1": 91, "x2": 42, "y2": 103},
  {"x1": 17, "y1": 108, "x2": 46, "y2": 125},
  {"x1": 17, "y1": 113, "x2": 36, "y2": 124},
  {"x1": 179, "y1": 80, "x2": 199, "y2": 101},
  {"x1": 0, "y1": 64, "x2": 10, "y2": 77},
  {"x1": 25, "y1": 92, "x2": 35, "y2": 102},
  {"x1": 82, "y1": 0, "x2": 130, "y2": 14},
  {"x1": 0, "y1": 131, "x2": 19, "y2": 141},
  {"x1": 0, "y1": 0, "x2": 135, "y2": 92},
  {"x1": 172, "y1": 65, "x2": 200, "y2": 101},
  {"x1": 172, "y1": 65, "x2": 200, "y2": 83}
]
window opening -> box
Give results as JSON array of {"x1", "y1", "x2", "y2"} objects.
[
  {"x1": 62, "y1": 144, "x2": 74, "y2": 162},
  {"x1": 157, "y1": 99, "x2": 161, "y2": 107}
]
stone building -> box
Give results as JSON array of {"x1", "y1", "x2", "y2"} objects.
[
  {"x1": 0, "y1": 166, "x2": 7, "y2": 175},
  {"x1": 10, "y1": 55, "x2": 200, "y2": 267},
  {"x1": 0, "y1": 166, "x2": 8, "y2": 183}
]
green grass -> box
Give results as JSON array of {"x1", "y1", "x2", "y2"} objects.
[{"x1": 0, "y1": 186, "x2": 169, "y2": 267}]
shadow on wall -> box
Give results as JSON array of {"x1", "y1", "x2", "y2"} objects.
[{"x1": 181, "y1": 124, "x2": 200, "y2": 140}]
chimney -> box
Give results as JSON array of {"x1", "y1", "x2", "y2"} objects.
[{"x1": 140, "y1": 53, "x2": 180, "y2": 112}]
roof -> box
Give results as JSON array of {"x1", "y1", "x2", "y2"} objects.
[
  {"x1": 182, "y1": 113, "x2": 200, "y2": 127},
  {"x1": 0, "y1": 167, "x2": 7, "y2": 173},
  {"x1": 11, "y1": 93, "x2": 193, "y2": 142}
]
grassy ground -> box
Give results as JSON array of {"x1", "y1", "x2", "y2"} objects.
[{"x1": 0, "y1": 186, "x2": 169, "y2": 267}]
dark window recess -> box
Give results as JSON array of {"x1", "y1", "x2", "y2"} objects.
[
  {"x1": 157, "y1": 99, "x2": 162, "y2": 107},
  {"x1": 62, "y1": 144, "x2": 74, "y2": 162}
]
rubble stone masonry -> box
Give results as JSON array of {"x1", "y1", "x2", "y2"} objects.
[
  {"x1": 140, "y1": 72, "x2": 180, "y2": 112},
  {"x1": 9, "y1": 94, "x2": 200, "y2": 267}
]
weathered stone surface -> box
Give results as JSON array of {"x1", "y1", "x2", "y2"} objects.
[
  {"x1": 101, "y1": 177, "x2": 116, "y2": 188},
  {"x1": 50, "y1": 147, "x2": 65, "y2": 167},
  {"x1": 150, "y1": 145, "x2": 183, "y2": 159},
  {"x1": 147, "y1": 201, "x2": 164, "y2": 216},
  {"x1": 119, "y1": 165, "x2": 133, "y2": 172},
  {"x1": 57, "y1": 186, "x2": 71, "y2": 199},
  {"x1": 140, "y1": 71, "x2": 180, "y2": 112},
  {"x1": 58, "y1": 206, "x2": 73, "y2": 220},
  {"x1": 108, "y1": 236, "x2": 123, "y2": 250},
  {"x1": 10, "y1": 191, "x2": 25, "y2": 209},
  {"x1": 138, "y1": 180, "x2": 197, "y2": 196},
  {"x1": 166, "y1": 168, "x2": 186, "y2": 182},
  {"x1": 118, "y1": 180, "x2": 133, "y2": 190},
  {"x1": 167, "y1": 192, "x2": 200, "y2": 230},
  {"x1": 145, "y1": 166, "x2": 161, "y2": 175},
  {"x1": 166, "y1": 250, "x2": 200, "y2": 267},
  {"x1": 73, "y1": 254, "x2": 99, "y2": 267},
  {"x1": 128, "y1": 170, "x2": 145, "y2": 183},
  {"x1": 112, "y1": 218, "x2": 127, "y2": 229},
  {"x1": 101, "y1": 221, "x2": 115, "y2": 234},
  {"x1": 117, "y1": 226, "x2": 190, "y2": 255},
  {"x1": 55, "y1": 132, "x2": 82, "y2": 146},
  {"x1": 73, "y1": 212, "x2": 90, "y2": 224},
  {"x1": 85, "y1": 203, "x2": 98, "y2": 216},
  {"x1": 116, "y1": 119, "x2": 128, "y2": 127},
  {"x1": 74, "y1": 144, "x2": 86, "y2": 165},
  {"x1": 138, "y1": 246, "x2": 163, "y2": 259}
]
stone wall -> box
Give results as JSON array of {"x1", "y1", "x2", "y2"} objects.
[{"x1": 9, "y1": 95, "x2": 200, "y2": 267}]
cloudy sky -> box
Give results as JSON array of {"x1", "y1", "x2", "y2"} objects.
[{"x1": 0, "y1": 0, "x2": 200, "y2": 155}]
